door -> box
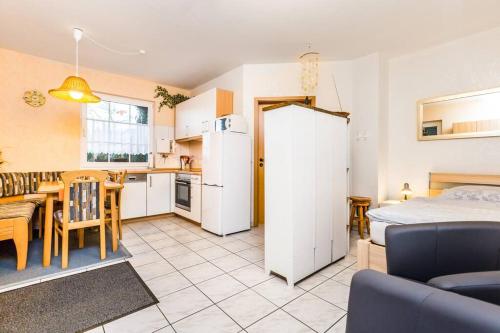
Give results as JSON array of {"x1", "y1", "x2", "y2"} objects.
[
  {"x1": 254, "y1": 96, "x2": 316, "y2": 226},
  {"x1": 147, "y1": 173, "x2": 172, "y2": 216},
  {"x1": 202, "y1": 132, "x2": 224, "y2": 186},
  {"x1": 201, "y1": 185, "x2": 223, "y2": 234}
]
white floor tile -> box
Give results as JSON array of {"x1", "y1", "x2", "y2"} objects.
[
  {"x1": 310, "y1": 279, "x2": 351, "y2": 310},
  {"x1": 167, "y1": 252, "x2": 206, "y2": 270},
  {"x1": 120, "y1": 236, "x2": 145, "y2": 247},
  {"x1": 185, "y1": 239, "x2": 216, "y2": 251},
  {"x1": 125, "y1": 243, "x2": 154, "y2": 255},
  {"x1": 157, "y1": 244, "x2": 192, "y2": 259},
  {"x1": 154, "y1": 326, "x2": 175, "y2": 333},
  {"x1": 148, "y1": 237, "x2": 180, "y2": 250},
  {"x1": 142, "y1": 232, "x2": 170, "y2": 242},
  {"x1": 319, "y1": 263, "x2": 348, "y2": 278},
  {"x1": 246, "y1": 310, "x2": 313, "y2": 333},
  {"x1": 283, "y1": 293, "x2": 345, "y2": 332},
  {"x1": 242, "y1": 235, "x2": 265, "y2": 246},
  {"x1": 252, "y1": 278, "x2": 305, "y2": 307},
  {"x1": 146, "y1": 271, "x2": 192, "y2": 298},
  {"x1": 331, "y1": 267, "x2": 357, "y2": 286},
  {"x1": 297, "y1": 272, "x2": 329, "y2": 291},
  {"x1": 326, "y1": 315, "x2": 347, "y2": 333},
  {"x1": 236, "y1": 247, "x2": 264, "y2": 263},
  {"x1": 158, "y1": 286, "x2": 213, "y2": 323},
  {"x1": 175, "y1": 232, "x2": 202, "y2": 243},
  {"x1": 128, "y1": 251, "x2": 164, "y2": 267},
  {"x1": 134, "y1": 260, "x2": 176, "y2": 281},
  {"x1": 103, "y1": 305, "x2": 168, "y2": 333},
  {"x1": 197, "y1": 245, "x2": 232, "y2": 260},
  {"x1": 173, "y1": 305, "x2": 240, "y2": 333},
  {"x1": 335, "y1": 254, "x2": 357, "y2": 267},
  {"x1": 218, "y1": 289, "x2": 277, "y2": 328},
  {"x1": 181, "y1": 262, "x2": 225, "y2": 284},
  {"x1": 196, "y1": 274, "x2": 247, "y2": 302},
  {"x1": 211, "y1": 254, "x2": 251, "y2": 272},
  {"x1": 229, "y1": 264, "x2": 274, "y2": 287},
  {"x1": 222, "y1": 240, "x2": 254, "y2": 252}
]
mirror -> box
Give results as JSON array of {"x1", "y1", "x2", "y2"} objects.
[{"x1": 417, "y1": 87, "x2": 500, "y2": 140}]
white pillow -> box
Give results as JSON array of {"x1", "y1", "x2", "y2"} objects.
[{"x1": 440, "y1": 185, "x2": 500, "y2": 202}]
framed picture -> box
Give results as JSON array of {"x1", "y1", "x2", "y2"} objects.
[{"x1": 422, "y1": 120, "x2": 442, "y2": 137}]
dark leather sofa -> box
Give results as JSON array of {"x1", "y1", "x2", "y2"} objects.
[{"x1": 346, "y1": 222, "x2": 500, "y2": 333}]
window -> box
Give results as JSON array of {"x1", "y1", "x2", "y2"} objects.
[{"x1": 81, "y1": 94, "x2": 153, "y2": 168}]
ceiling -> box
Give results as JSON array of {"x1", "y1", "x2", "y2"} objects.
[{"x1": 1, "y1": 0, "x2": 500, "y2": 89}]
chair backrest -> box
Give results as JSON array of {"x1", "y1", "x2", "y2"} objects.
[
  {"x1": 60, "y1": 170, "x2": 107, "y2": 224},
  {"x1": 386, "y1": 222, "x2": 500, "y2": 282},
  {"x1": 108, "y1": 170, "x2": 127, "y2": 186}
]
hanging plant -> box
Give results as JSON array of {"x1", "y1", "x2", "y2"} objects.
[{"x1": 154, "y1": 86, "x2": 190, "y2": 111}]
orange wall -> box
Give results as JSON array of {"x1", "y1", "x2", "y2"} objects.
[{"x1": 0, "y1": 48, "x2": 190, "y2": 171}]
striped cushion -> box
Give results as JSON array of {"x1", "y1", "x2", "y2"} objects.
[
  {"x1": 0, "y1": 171, "x2": 63, "y2": 198},
  {"x1": 68, "y1": 182, "x2": 100, "y2": 222},
  {"x1": 0, "y1": 173, "x2": 29, "y2": 197},
  {"x1": 0, "y1": 202, "x2": 36, "y2": 223}
]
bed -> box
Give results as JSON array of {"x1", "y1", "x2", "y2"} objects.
[{"x1": 357, "y1": 172, "x2": 500, "y2": 272}]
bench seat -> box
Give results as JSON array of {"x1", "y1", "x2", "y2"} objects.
[{"x1": 0, "y1": 201, "x2": 36, "y2": 270}]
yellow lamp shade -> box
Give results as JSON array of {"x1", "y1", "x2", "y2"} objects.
[{"x1": 49, "y1": 76, "x2": 100, "y2": 103}]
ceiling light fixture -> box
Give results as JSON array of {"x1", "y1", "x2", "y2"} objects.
[
  {"x1": 49, "y1": 28, "x2": 100, "y2": 103},
  {"x1": 299, "y1": 44, "x2": 320, "y2": 98}
]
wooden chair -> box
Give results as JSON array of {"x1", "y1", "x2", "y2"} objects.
[
  {"x1": 53, "y1": 170, "x2": 107, "y2": 269},
  {"x1": 106, "y1": 170, "x2": 126, "y2": 240},
  {"x1": 349, "y1": 196, "x2": 372, "y2": 239}
]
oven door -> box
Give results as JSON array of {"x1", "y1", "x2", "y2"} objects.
[{"x1": 175, "y1": 180, "x2": 191, "y2": 211}]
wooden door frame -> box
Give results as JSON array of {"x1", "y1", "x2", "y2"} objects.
[{"x1": 253, "y1": 96, "x2": 316, "y2": 226}]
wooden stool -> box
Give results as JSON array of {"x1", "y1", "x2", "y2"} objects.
[{"x1": 349, "y1": 196, "x2": 372, "y2": 239}]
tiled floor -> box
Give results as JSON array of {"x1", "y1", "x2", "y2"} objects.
[{"x1": 87, "y1": 216, "x2": 358, "y2": 333}]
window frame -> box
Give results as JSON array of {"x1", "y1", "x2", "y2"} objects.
[{"x1": 80, "y1": 92, "x2": 154, "y2": 169}]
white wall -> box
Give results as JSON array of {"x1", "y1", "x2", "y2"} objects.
[
  {"x1": 349, "y1": 54, "x2": 384, "y2": 204},
  {"x1": 241, "y1": 61, "x2": 353, "y2": 138},
  {"x1": 387, "y1": 27, "x2": 500, "y2": 198}
]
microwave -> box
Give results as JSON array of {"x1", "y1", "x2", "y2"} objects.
[{"x1": 202, "y1": 115, "x2": 247, "y2": 134}]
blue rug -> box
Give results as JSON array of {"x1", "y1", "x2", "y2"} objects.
[{"x1": 0, "y1": 229, "x2": 131, "y2": 290}]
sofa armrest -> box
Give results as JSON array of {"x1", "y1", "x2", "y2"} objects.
[
  {"x1": 428, "y1": 271, "x2": 500, "y2": 306},
  {"x1": 347, "y1": 269, "x2": 500, "y2": 333}
]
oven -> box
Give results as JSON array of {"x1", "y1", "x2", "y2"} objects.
[{"x1": 175, "y1": 173, "x2": 191, "y2": 211}]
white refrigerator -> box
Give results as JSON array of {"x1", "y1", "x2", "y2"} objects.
[{"x1": 201, "y1": 131, "x2": 251, "y2": 236}]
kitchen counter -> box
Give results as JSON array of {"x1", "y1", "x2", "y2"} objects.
[{"x1": 124, "y1": 168, "x2": 202, "y2": 175}]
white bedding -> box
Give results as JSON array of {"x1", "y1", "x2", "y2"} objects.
[{"x1": 367, "y1": 197, "x2": 500, "y2": 245}]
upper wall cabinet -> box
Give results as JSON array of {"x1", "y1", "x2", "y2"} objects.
[{"x1": 175, "y1": 88, "x2": 233, "y2": 141}]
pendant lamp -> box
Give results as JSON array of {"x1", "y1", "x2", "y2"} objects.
[{"x1": 49, "y1": 28, "x2": 100, "y2": 103}]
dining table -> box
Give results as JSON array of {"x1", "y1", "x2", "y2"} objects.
[{"x1": 38, "y1": 180, "x2": 123, "y2": 267}]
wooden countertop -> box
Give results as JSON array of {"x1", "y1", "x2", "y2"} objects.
[{"x1": 124, "y1": 168, "x2": 202, "y2": 175}]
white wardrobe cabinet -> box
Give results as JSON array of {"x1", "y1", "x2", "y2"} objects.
[{"x1": 264, "y1": 103, "x2": 349, "y2": 286}]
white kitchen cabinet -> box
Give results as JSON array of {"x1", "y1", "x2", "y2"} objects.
[
  {"x1": 190, "y1": 176, "x2": 202, "y2": 223},
  {"x1": 146, "y1": 173, "x2": 172, "y2": 216},
  {"x1": 264, "y1": 103, "x2": 349, "y2": 286},
  {"x1": 175, "y1": 88, "x2": 233, "y2": 140}
]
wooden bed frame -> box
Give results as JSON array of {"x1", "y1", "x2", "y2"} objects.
[{"x1": 357, "y1": 172, "x2": 500, "y2": 272}]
